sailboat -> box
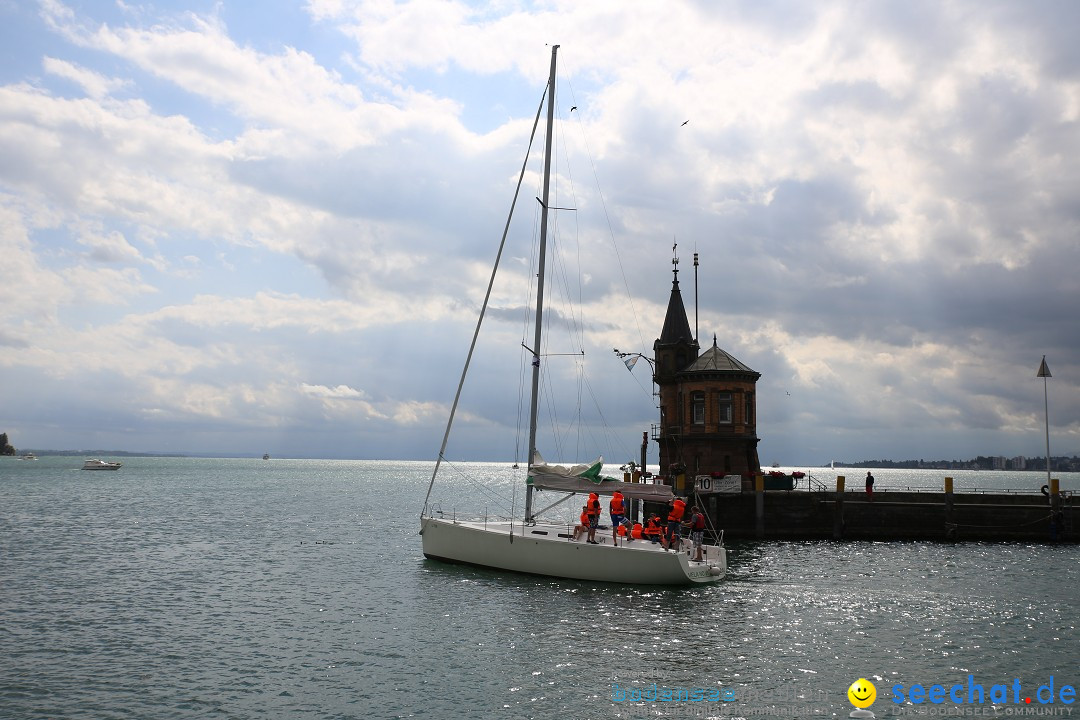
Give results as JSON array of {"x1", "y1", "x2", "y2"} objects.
[{"x1": 419, "y1": 46, "x2": 726, "y2": 585}]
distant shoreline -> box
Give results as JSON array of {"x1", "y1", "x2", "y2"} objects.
[
  {"x1": 18, "y1": 450, "x2": 214, "y2": 458},
  {"x1": 8, "y1": 451, "x2": 1080, "y2": 471}
]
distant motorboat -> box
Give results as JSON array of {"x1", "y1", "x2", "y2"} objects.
[
  {"x1": 21, "y1": 453, "x2": 37, "y2": 460},
  {"x1": 82, "y1": 459, "x2": 122, "y2": 471},
  {"x1": 262, "y1": 453, "x2": 270, "y2": 460}
]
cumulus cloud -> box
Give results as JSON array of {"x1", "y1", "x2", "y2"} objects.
[{"x1": 1, "y1": 0, "x2": 1076, "y2": 461}]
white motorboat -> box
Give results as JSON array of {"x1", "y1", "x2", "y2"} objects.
[
  {"x1": 419, "y1": 46, "x2": 726, "y2": 585},
  {"x1": 82, "y1": 458, "x2": 122, "y2": 470}
]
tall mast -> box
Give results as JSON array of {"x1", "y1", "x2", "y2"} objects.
[{"x1": 525, "y1": 44, "x2": 559, "y2": 523}]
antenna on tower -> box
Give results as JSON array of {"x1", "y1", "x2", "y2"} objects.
[{"x1": 693, "y1": 251, "x2": 699, "y2": 344}]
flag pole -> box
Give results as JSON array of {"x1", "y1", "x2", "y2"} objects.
[{"x1": 1037, "y1": 355, "x2": 1052, "y2": 486}]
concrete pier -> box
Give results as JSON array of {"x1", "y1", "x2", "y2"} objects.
[{"x1": 697, "y1": 478, "x2": 1076, "y2": 542}]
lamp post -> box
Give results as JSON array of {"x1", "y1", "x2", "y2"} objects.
[
  {"x1": 1037, "y1": 355, "x2": 1052, "y2": 486},
  {"x1": 614, "y1": 348, "x2": 659, "y2": 398},
  {"x1": 614, "y1": 349, "x2": 660, "y2": 522},
  {"x1": 613, "y1": 348, "x2": 657, "y2": 379}
]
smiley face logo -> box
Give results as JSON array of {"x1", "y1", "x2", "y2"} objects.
[{"x1": 848, "y1": 678, "x2": 877, "y2": 709}]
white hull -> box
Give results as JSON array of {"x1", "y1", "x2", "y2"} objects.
[
  {"x1": 82, "y1": 459, "x2": 122, "y2": 470},
  {"x1": 420, "y1": 516, "x2": 725, "y2": 585}
]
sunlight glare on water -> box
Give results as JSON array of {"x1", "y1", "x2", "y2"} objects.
[{"x1": 1, "y1": 458, "x2": 1076, "y2": 719}]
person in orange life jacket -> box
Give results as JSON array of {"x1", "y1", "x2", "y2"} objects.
[
  {"x1": 664, "y1": 497, "x2": 686, "y2": 552},
  {"x1": 643, "y1": 514, "x2": 663, "y2": 543},
  {"x1": 630, "y1": 521, "x2": 644, "y2": 540},
  {"x1": 609, "y1": 491, "x2": 625, "y2": 544},
  {"x1": 585, "y1": 492, "x2": 601, "y2": 544},
  {"x1": 573, "y1": 505, "x2": 589, "y2": 541},
  {"x1": 683, "y1": 505, "x2": 706, "y2": 562}
]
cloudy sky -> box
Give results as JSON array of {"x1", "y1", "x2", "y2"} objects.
[{"x1": 1, "y1": 0, "x2": 1077, "y2": 466}]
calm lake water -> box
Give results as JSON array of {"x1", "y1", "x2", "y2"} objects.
[{"x1": 1, "y1": 457, "x2": 1076, "y2": 719}]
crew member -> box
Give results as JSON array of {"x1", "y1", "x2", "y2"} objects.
[
  {"x1": 609, "y1": 491, "x2": 625, "y2": 544},
  {"x1": 573, "y1": 505, "x2": 589, "y2": 541},
  {"x1": 643, "y1": 514, "x2": 663, "y2": 543},
  {"x1": 665, "y1": 497, "x2": 686, "y2": 551},
  {"x1": 684, "y1": 505, "x2": 706, "y2": 562},
  {"x1": 586, "y1": 492, "x2": 601, "y2": 544}
]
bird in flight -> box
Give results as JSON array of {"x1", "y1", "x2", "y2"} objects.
[{"x1": 681, "y1": 119, "x2": 689, "y2": 126}]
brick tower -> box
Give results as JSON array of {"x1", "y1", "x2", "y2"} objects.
[{"x1": 653, "y1": 255, "x2": 761, "y2": 482}]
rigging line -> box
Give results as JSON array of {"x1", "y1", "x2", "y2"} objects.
[
  {"x1": 537, "y1": 91, "x2": 595, "y2": 463},
  {"x1": 515, "y1": 166, "x2": 546, "y2": 465},
  {"x1": 544, "y1": 232, "x2": 585, "y2": 361},
  {"x1": 580, "y1": 370, "x2": 636, "y2": 463},
  {"x1": 575, "y1": 351, "x2": 586, "y2": 461},
  {"x1": 552, "y1": 92, "x2": 586, "y2": 355},
  {"x1": 514, "y1": 345, "x2": 529, "y2": 465},
  {"x1": 565, "y1": 78, "x2": 650, "y2": 356},
  {"x1": 422, "y1": 87, "x2": 548, "y2": 515},
  {"x1": 533, "y1": 83, "x2": 612, "y2": 466},
  {"x1": 537, "y1": 104, "x2": 585, "y2": 364},
  {"x1": 540, "y1": 356, "x2": 565, "y2": 462},
  {"x1": 437, "y1": 458, "x2": 516, "y2": 515},
  {"x1": 624, "y1": 361, "x2": 654, "y2": 402}
]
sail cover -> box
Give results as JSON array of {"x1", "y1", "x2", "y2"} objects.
[{"x1": 527, "y1": 453, "x2": 675, "y2": 501}]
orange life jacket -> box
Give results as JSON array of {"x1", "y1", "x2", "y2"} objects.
[
  {"x1": 586, "y1": 495, "x2": 601, "y2": 517},
  {"x1": 668, "y1": 498, "x2": 686, "y2": 522},
  {"x1": 643, "y1": 518, "x2": 661, "y2": 537},
  {"x1": 630, "y1": 523, "x2": 643, "y2": 539},
  {"x1": 609, "y1": 493, "x2": 624, "y2": 515},
  {"x1": 617, "y1": 524, "x2": 627, "y2": 536},
  {"x1": 579, "y1": 511, "x2": 589, "y2": 526}
]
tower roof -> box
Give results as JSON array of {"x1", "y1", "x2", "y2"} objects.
[
  {"x1": 658, "y1": 276, "x2": 694, "y2": 346},
  {"x1": 685, "y1": 335, "x2": 758, "y2": 375}
]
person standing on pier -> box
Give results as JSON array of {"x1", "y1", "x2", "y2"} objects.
[{"x1": 865, "y1": 471, "x2": 875, "y2": 500}]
